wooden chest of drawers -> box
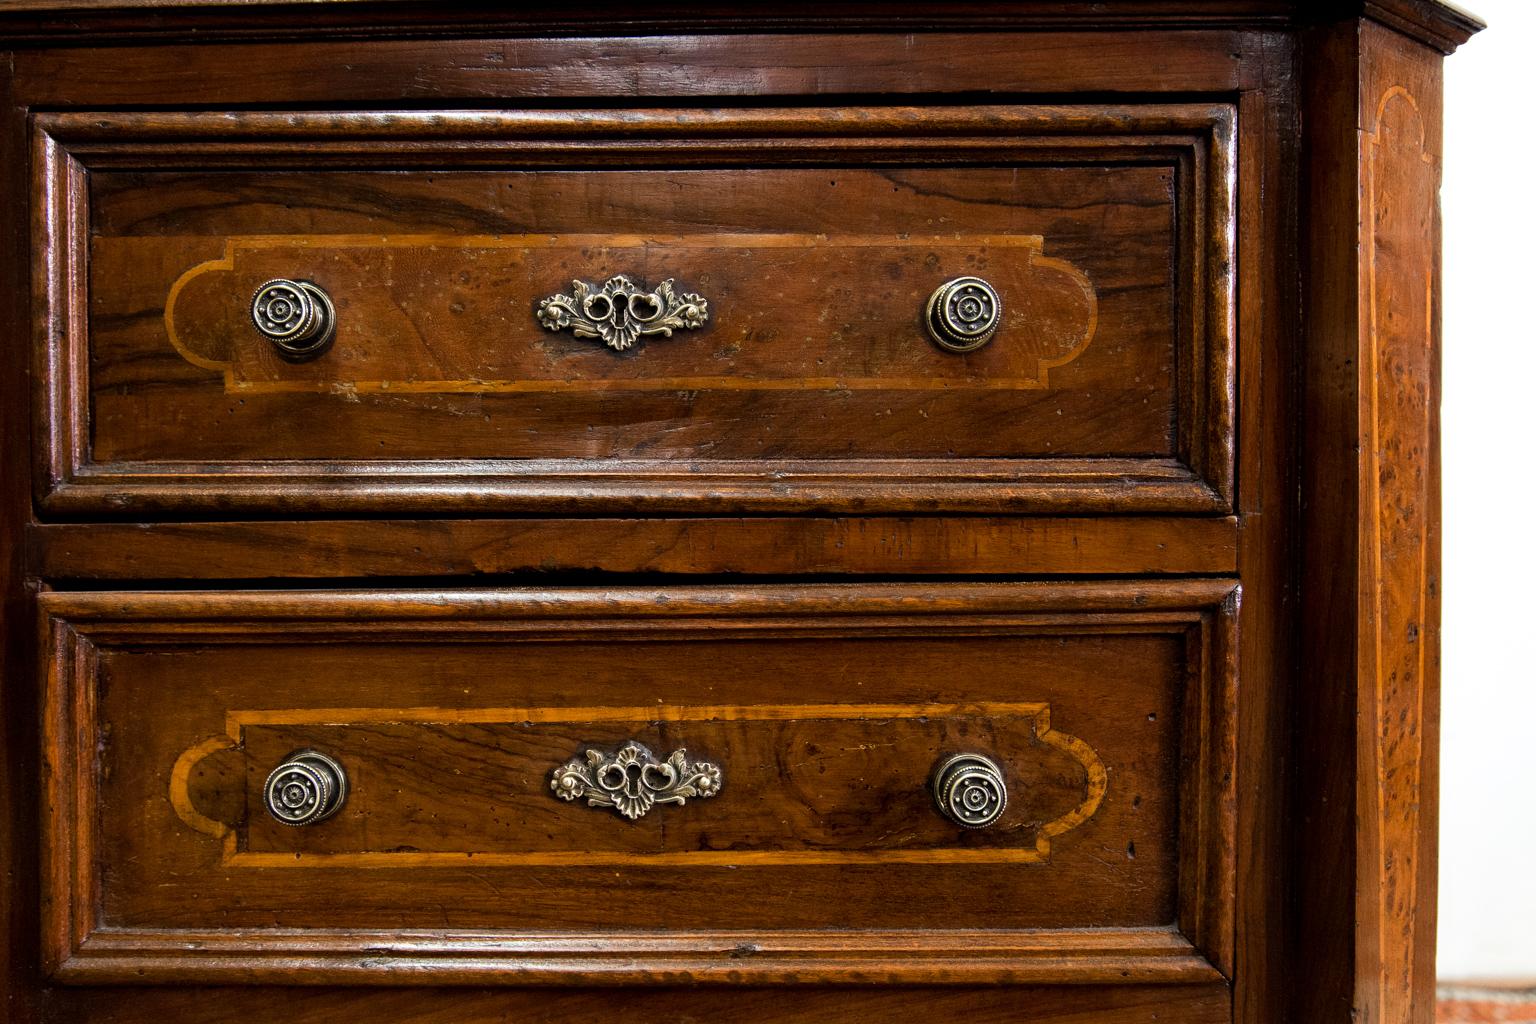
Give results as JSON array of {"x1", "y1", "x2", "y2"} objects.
[{"x1": 0, "y1": 3, "x2": 1481, "y2": 1022}]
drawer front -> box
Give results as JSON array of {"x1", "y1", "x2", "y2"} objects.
[
  {"x1": 36, "y1": 104, "x2": 1235, "y2": 514},
  {"x1": 41, "y1": 582, "x2": 1236, "y2": 986}
]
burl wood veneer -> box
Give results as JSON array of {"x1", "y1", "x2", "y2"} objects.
[{"x1": 0, "y1": 3, "x2": 1481, "y2": 1023}]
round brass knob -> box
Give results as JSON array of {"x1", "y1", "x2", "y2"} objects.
[
  {"x1": 250, "y1": 278, "x2": 336, "y2": 359},
  {"x1": 932, "y1": 753, "x2": 1008, "y2": 829},
  {"x1": 925, "y1": 276, "x2": 1002, "y2": 352},
  {"x1": 263, "y1": 750, "x2": 348, "y2": 826}
]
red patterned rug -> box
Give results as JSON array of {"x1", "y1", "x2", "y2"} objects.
[{"x1": 1439, "y1": 988, "x2": 1536, "y2": 1023}]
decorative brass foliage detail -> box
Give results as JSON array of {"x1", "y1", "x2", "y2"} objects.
[
  {"x1": 550, "y1": 741, "x2": 723, "y2": 820},
  {"x1": 536, "y1": 275, "x2": 709, "y2": 351}
]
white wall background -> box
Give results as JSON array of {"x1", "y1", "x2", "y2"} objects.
[{"x1": 1437, "y1": 0, "x2": 1536, "y2": 982}]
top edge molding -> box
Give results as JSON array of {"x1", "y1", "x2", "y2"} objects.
[
  {"x1": 0, "y1": 1, "x2": 1484, "y2": 54},
  {"x1": 1359, "y1": 0, "x2": 1485, "y2": 54}
]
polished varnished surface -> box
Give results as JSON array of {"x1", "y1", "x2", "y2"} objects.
[
  {"x1": 24, "y1": 516, "x2": 1241, "y2": 579},
  {"x1": 42, "y1": 984, "x2": 1236, "y2": 1024},
  {"x1": 99, "y1": 160, "x2": 1132, "y2": 456},
  {"x1": 38, "y1": 103, "x2": 1234, "y2": 514},
  {"x1": 41, "y1": 583, "x2": 1235, "y2": 984},
  {"x1": 0, "y1": 2, "x2": 1481, "y2": 1023},
  {"x1": 1293, "y1": 19, "x2": 1453, "y2": 1024}
]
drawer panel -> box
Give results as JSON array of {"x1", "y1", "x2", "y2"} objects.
[
  {"x1": 47, "y1": 985, "x2": 1236, "y2": 1024},
  {"x1": 145, "y1": 229, "x2": 1101, "y2": 415},
  {"x1": 41, "y1": 582, "x2": 1236, "y2": 985},
  {"x1": 36, "y1": 105, "x2": 1235, "y2": 514},
  {"x1": 239, "y1": 705, "x2": 1114, "y2": 862}
]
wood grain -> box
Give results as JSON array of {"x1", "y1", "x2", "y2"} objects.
[
  {"x1": 25, "y1": 516, "x2": 1240, "y2": 579},
  {"x1": 0, "y1": 6, "x2": 1480, "y2": 1022},
  {"x1": 1230, "y1": 31, "x2": 1299, "y2": 1024},
  {"x1": 1360, "y1": 62, "x2": 1441, "y2": 1024},
  {"x1": 40, "y1": 581, "x2": 1235, "y2": 984},
  {"x1": 12, "y1": 32, "x2": 1258, "y2": 107},
  {"x1": 155, "y1": 232, "x2": 1100, "y2": 394},
  {"x1": 41, "y1": 983, "x2": 1235, "y2": 1024},
  {"x1": 1295, "y1": 17, "x2": 1449, "y2": 1024},
  {"x1": 199, "y1": 702, "x2": 1108, "y2": 865},
  {"x1": 53, "y1": 929, "x2": 1224, "y2": 988},
  {"x1": 0, "y1": 53, "x2": 43, "y2": 1024},
  {"x1": 0, "y1": 0, "x2": 1483, "y2": 58},
  {"x1": 36, "y1": 104, "x2": 1235, "y2": 515}
]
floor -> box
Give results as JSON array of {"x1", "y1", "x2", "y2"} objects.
[{"x1": 1440, "y1": 988, "x2": 1536, "y2": 1023}]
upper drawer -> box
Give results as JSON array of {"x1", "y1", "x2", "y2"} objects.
[{"x1": 34, "y1": 105, "x2": 1235, "y2": 515}]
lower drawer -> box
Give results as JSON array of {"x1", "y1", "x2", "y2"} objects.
[
  {"x1": 40, "y1": 582, "x2": 1236, "y2": 986},
  {"x1": 47, "y1": 985, "x2": 1236, "y2": 1024}
]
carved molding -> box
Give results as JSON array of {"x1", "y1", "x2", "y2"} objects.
[{"x1": 0, "y1": 3, "x2": 1486, "y2": 55}]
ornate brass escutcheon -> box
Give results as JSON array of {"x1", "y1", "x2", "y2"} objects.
[
  {"x1": 550, "y1": 741, "x2": 722, "y2": 820},
  {"x1": 535, "y1": 275, "x2": 709, "y2": 351}
]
